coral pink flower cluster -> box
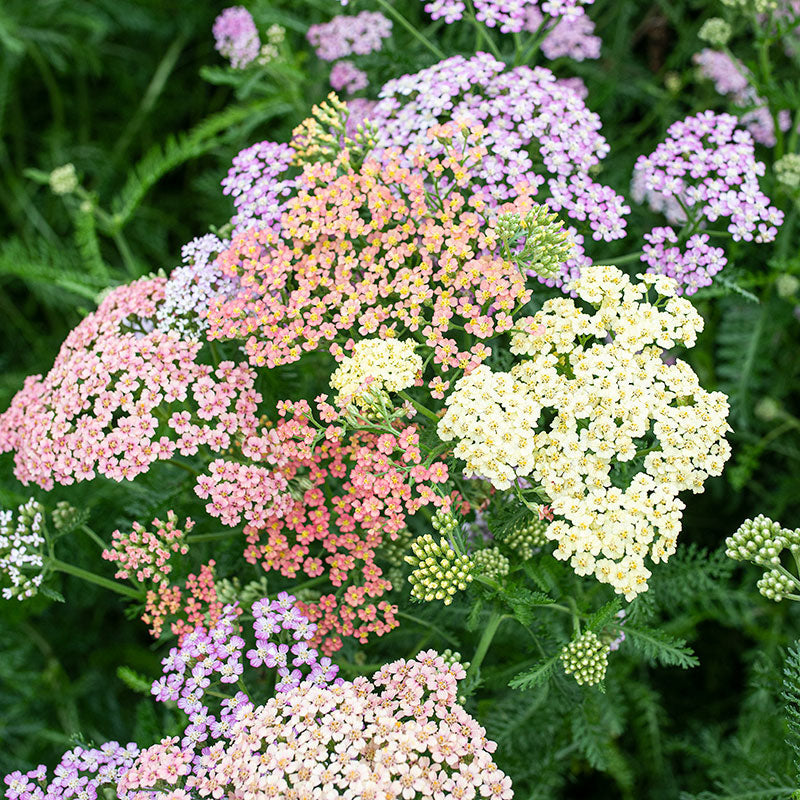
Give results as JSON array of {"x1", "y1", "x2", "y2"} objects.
[
  {"x1": 197, "y1": 399, "x2": 458, "y2": 654},
  {"x1": 116, "y1": 738, "x2": 192, "y2": 800},
  {"x1": 207, "y1": 124, "x2": 531, "y2": 381},
  {"x1": 142, "y1": 560, "x2": 232, "y2": 641},
  {"x1": 188, "y1": 650, "x2": 513, "y2": 800},
  {"x1": 103, "y1": 510, "x2": 192, "y2": 584},
  {"x1": 0, "y1": 278, "x2": 262, "y2": 490}
]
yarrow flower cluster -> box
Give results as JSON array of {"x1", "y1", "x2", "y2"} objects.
[
  {"x1": 0, "y1": 499, "x2": 45, "y2": 600},
  {"x1": 560, "y1": 630, "x2": 610, "y2": 685},
  {"x1": 329, "y1": 337, "x2": 422, "y2": 406},
  {"x1": 439, "y1": 266, "x2": 731, "y2": 599},
  {"x1": 208, "y1": 126, "x2": 530, "y2": 377},
  {"x1": 369, "y1": 53, "x2": 629, "y2": 289},
  {"x1": 155, "y1": 234, "x2": 237, "y2": 340},
  {"x1": 3, "y1": 743, "x2": 140, "y2": 800},
  {"x1": 213, "y1": 6, "x2": 260, "y2": 69},
  {"x1": 329, "y1": 60, "x2": 369, "y2": 94},
  {"x1": 221, "y1": 140, "x2": 296, "y2": 234},
  {"x1": 0, "y1": 278, "x2": 262, "y2": 489},
  {"x1": 472, "y1": 546, "x2": 510, "y2": 580},
  {"x1": 102, "y1": 511, "x2": 192, "y2": 584},
  {"x1": 633, "y1": 111, "x2": 783, "y2": 292},
  {"x1": 422, "y1": 0, "x2": 601, "y2": 61},
  {"x1": 306, "y1": 11, "x2": 392, "y2": 61},
  {"x1": 192, "y1": 398, "x2": 458, "y2": 653},
  {"x1": 189, "y1": 651, "x2": 512, "y2": 800},
  {"x1": 693, "y1": 48, "x2": 792, "y2": 147},
  {"x1": 726, "y1": 514, "x2": 800, "y2": 601}
]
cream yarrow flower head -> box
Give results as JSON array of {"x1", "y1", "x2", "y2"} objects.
[
  {"x1": 330, "y1": 338, "x2": 422, "y2": 407},
  {"x1": 439, "y1": 265, "x2": 731, "y2": 600},
  {"x1": 560, "y1": 630, "x2": 610, "y2": 686}
]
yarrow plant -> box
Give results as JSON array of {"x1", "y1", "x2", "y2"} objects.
[
  {"x1": 439, "y1": 266, "x2": 731, "y2": 598},
  {"x1": 0, "y1": 499, "x2": 45, "y2": 600},
  {"x1": 632, "y1": 110, "x2": 783, "y2": 293},
  {"x1": 213, "y1": 6, "x2": 260, "y2": 69}
]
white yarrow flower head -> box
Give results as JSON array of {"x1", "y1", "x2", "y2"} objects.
[
  {"x1": 438, "y1": 265, "x2": 731, "y2": 600},
  {"x1": 0, "y1": 498, "x2": 47, "y2": 601},
  {"x1": 330, "y1": 338, "x2": 422, "y2": 407}
]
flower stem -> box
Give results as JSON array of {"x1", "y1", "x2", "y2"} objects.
[
  {"x1": 397, "y1": 390, "x2": 440, "y2": 424},
  {"x1": 49, "y1": 559, "x2": 143, "y2": 600},
  {"x1": 468, "y1": 609, "x2": 506, "y2": 678},
  {"x1": 166, "y1": 458, "x2": 200, "y2": 476},
  {"x1": 80, "y1": 524, "x2": 107, "y2": 550},
  {"x1": 373, "y1": 0, "x2": 445, "y2": 59}
]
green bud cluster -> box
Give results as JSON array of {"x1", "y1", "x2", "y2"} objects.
[
  {"x1": 432, "y1": 508, "x2": 460, "y2": 536},
  {"x1": 757, "y1": 569, "x2": 797, "y2": 601},
  {"x1": 698, "y1": 17, "x2": 732, "y2": 46},
  {"x1": 405, "y1": 534, "x2": 473, "y2": 605},
  {"x1": 726, "y1": 515, "x2": 800, "y2": 567},
  {"x1": 721, "y1": 0, "x2": 777, "y2": 12},
  {"x1": 775, "y1": 154, "x2": 800, "y2": 190},
  {"x1": 440, "y1": 648, "x2": 471, "y2": 670},
  {"x1": 52, "y1": 501, "x2": 89, "y2": 533},
  {"x1": 381, "y1": 528, "x2": 414, "y2": 567},
  {"x1": 472, "y1": 547, "x2": 510, "y2": 581},
  {"x1": 560, "y1": 631, "x2": 610, "y2": 686},
  {"x1": 726, "y1": 515, "x2": 800, "y2": 602},
  {"x1": 775, "y1": 275, "x2": 800, "y2": 299},
  {"x1": 502, "y1": 518, "x2": 549, "y2": 560},
  {"x1": 496, "y1": 205, "x2": 573, "y2": 280}
]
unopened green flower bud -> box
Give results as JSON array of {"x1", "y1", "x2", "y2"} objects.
[
  {"x1": 560, "y1": 630, "x2": 610, "y2": 686},
  {"x1": 49, "y1": 164, "x2": 78, "y2": 195},
  {"x1": 501, "y1": 517, "x2": 549, "y2": 559},
  {"x1": 472, "y1": 547, "x2": 510, "y2": 581},
  {"x1": 775, "y1": 274, "x2": 800, "y2": 299},
  {"x1": 698, "y1": 18, "x2": 732, "y2": 47},
  {"x1": 726, "y1": 514, "x2": 790, "y2": 566},
  {"x1": 757, "y1": 568, "x2": 797, "y2": 601},
  {"x1": 776, "y1": 154, "x2": 800, "y2": 191},
  {"x1": 405, "y1": 534, "x2": 473, "y2": 605},
  {"x1": 51, "y1": 501, "x2": 88, "y2": 533}
]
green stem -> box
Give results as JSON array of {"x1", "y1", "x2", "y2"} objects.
[
  {"x1": 49, "y1": 559, "x2": 143, "y2": 600},
  {"x1": 373, "y1": 0, "x2": 445, "y2": 59},
  {"x1": 396, "y1": 611, "x2": 460, "y2": 647},
  {"x1": 166, "y1": 458, "x2": 200, "y2": 476},
  {"x1": 397, "y1": 390, "x2": 440, "y2": 424},
  {"x1": 186, "y1": 530, "x2": 240, "y2": 543},
  {"x1": 468, "y1": 609, "x2": 506, "y2": 678},
  {"x1": 80, "y1": 524, "x2": 107, "y2": 550},
  {"x1": 112, "y1": 230, "x2": 138, "y2": 276},
  {"x1": 609, "y1": 251, "x2": 644, "y2": 266}
]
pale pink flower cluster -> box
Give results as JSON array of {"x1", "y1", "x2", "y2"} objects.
[
  {"x1": 117, "y1": 738, "x2": 192, "y2": 800},
  {"x1": 0, "y1": 278, "x2": 262, "y2": 489},
  {"x1": 195, "y1": 459, "x2": 292, "y2": 528},
  {"x1": 190, "y1": 651, "x2": 513, "y2": 800},
  {"x1": 103, "y1": 510, "x2": 192, "y2": 584}
]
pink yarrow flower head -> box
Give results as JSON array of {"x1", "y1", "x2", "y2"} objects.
[
  {"x1": 188, "y1": 650, "x2": 513, "y2": 800},
  {"x1": 307, "y1": 10, "x2": 392, "y2": 61},
  {"x1": 0, "y1": 277, "x2": 262, "y2": 489},
  {"x1": 213, "y1": 6, "x2": 260, "y2": 69},
  {"x1": 633, "y1": 110, "x2": 784, "y2": 294},
  {"x1": 423, "y1": 0, "x2": 599, "y2": 60}
]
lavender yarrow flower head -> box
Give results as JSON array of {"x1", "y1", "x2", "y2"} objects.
[
  {"x1": 3, "y1": 742, "x2": 140, "y2": 800},
  {"x1": 213, "y1": 7, "x2": 260, "y2": 69},
  {"x1": 221, "y1": 140, "x2": 296, "y2": 235},
  {"x1": 329, "y1": 60, "x2": 369, "y2": 95},
  {"x1": 693, "y1": 48, "x2": 793, "y2": 147},
  {"x1": 151, "y1": 594, "x2": 340, "y2": 749},
  {"x1": 155, "y1": 234, "x2": 236, "y2": 340},
  {"x1": 369, "y1": 53, "x2": 630, "y2": 290},
  {"x1": 306, "y1": 10, "x2": 392, "y2": 61},
  {"x1": 633, "y1": 110, "x2": 784, "y2": 293},
  {"x1": 423, "y1": 0, "x2": 600, "y2": 60},
  {"x1": 0, "y1": 498, "x2": 46, "y2": 601}
]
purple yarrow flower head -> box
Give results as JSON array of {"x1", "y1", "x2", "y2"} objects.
[
  {"x1": 213, "y1": 7, "x2": 260, "y2": 69},
  {"x1": 634, "y1": 110, "x2": 783, "y2": 293},
  {"x1": 307, "y1": 11, "x2": 392, "y2": 61}
]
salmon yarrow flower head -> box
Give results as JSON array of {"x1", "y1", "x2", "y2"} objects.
[
  {"x1": 369, "y1": 53, "x2": 630, "y2": 289},
  {"x1": 439, "y1": 265, "x2": 731, "y2": 600},
  {"x1": 208, "y1": 123, "x2": 531, "y2": 376},
  {"x1": 632, "y1": 111, "x2": 784, "y2": 293},
  {"x1": 191, "y1": 399, "x2": 459, "y2": 654},
  {"x1": 329, "y1": 337, "x2": 422, "y2": 407},
  {"x1": 0, "y1": 278, "x2": 262, "y2": 490},
  {"x1": 188, "y1": 651, "x2": 513, "y2": 800}
]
